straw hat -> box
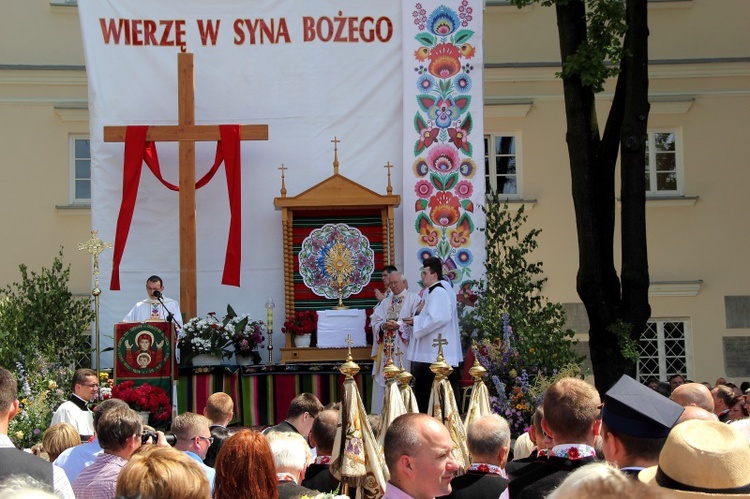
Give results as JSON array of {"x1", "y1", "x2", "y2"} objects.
[{"x1": 638, "y1": 419, "x2": 750, "y2": 497}]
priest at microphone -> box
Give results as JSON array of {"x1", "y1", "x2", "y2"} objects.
[{"x1": 123, "y1": 275, "x2": 183, "y2": 330}]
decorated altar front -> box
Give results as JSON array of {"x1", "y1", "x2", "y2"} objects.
[{"x1": 177, "y1": 362, "x2": 373, "y2": 427}]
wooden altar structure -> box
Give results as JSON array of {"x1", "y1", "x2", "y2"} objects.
[{"x1": 273, "y1": 141, "x2": 400, "y2": 362}]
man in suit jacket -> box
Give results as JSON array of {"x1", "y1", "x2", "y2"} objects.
[
  {"x1": 202, "y1": 392, "x2": 234, "y2": 468},
  {"x1": 302, "y1": 409, "x2": 341, "y2": 494},
  {"x1": 442, "y1": 414, "x2": 510, "y2": 498},
  {"x1": 507, "y1": 378, "x2": 601, "y2": 499}
]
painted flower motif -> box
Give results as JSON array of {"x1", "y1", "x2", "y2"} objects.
[
  {"x1": 567, "y1": 447, "x2": 581, "y2": 460},
  {"x1": 426, "y1": 6, "x2": 460, "y2": 36},
  {"x1": 453, "y1": 73, "x2": 471, "y2": 93},
  {"x1": 447, "y1": 124, "x2": 469, "y2": 150},
  {"x1": 459, "y1": 157, "x2": 477, "y2": 178},
  {"x1": 412, "y1": 158, "x2": 429, "y2": 177},
  {"x1": 428, "y1": 97, "x2": 460, "y2": 129},
  {"x1": 417, "y1": 248, "x2": 436, "y2": 262},
  {"x1": 448, "y1": 223, "x2": 470, "y2": 248},
  {"x1": 419, "y1": 223, "x2": 439, "y2": 246},
  {"x1": 456, "y1": 248, "x2": 473, "y2": 266},
  {"x1": 428, "y1": 191, "x2": 461, "y2": 227},
  {"x1": 417, "y1": 74, "x2": 435, "y2": 92},
  {"x1": 414, "y1": 47, "x2": 430, "y2": 61},
  {"x1": 455, "y1": 180, "x2": 473, "y2": 198},
  {"x1": 427, "y1": 144, "x2": 460, "y2": 174},
  {"x1": 427, "y1": 43, "x2": 462, "y2": 79},
  {"x1": 459, "y1": 43, "x2": 476, "y2": 59},
  {"x1": 418, "y1": 126, "x2": 439, "y2": 149},
  {"x1": 414, "y1": 180, "x2": 434, "y2": 198}
]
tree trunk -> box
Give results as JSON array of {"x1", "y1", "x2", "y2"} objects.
[{"x1": 555, "y1": 0, "x2": 650, "y2": 393}]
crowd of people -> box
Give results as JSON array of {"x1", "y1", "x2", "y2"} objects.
[
  {"x1": 2, "y1": 363, "x2": 750, "y2": 499},
  {"x1": 1, "y1": 269, "x2": 749, "y2": 498}
]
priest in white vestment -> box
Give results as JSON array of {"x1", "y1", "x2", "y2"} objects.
[
  {"x1": 370, "y1": 271, "x2": 421, "y2": 414},
  {"x1": 123, "y1": 275, "x2": 183, "y2": 330}
]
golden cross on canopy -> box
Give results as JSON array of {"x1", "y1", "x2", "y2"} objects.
[
  {"x1": 345, "y1": 333, "x2": 354, "y2": 353},
  {"x1": 384, "y1": 161, "x2": 394, "y2": 195},
  {"x1": 394, "y1": 346, "x2": 404, "y2": 369},
  {"x1": 331, "y1": 136, "x2": 341, "y2": 175},
  {"x1": 103, "y1": 53, "x2": 269, "y2": 319},
  {"x1": 432, "y1": 333, "x2": 448, "y2": 350},
  {"x1": 278, "y1": 163, "x2": 288, "y2": 196}
]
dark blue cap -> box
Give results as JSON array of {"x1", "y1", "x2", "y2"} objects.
[{"x1": 602, "y1": 374, "x2": 684, "y2": 438}]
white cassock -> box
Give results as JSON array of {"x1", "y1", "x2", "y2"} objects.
[
  {"x1": 123, "y1": 297, "x2": 183, "y2": 329},
  {"x1": 409, "y1": 281, "x2": 461, "y2": 366},
  {"x1": 369, "y1": 289, "x2": 421, "y2": 414}
]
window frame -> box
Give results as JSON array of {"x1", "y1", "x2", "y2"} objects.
[
  {"x1": 69, "y1": 135, "x2": 91, "y2": 205},
  {"x1": 637, "y1": 318, "x2": 692, "y2": 383},
  {"x1": 484, "y1": 132, "x2": 522, "y2": 200},
  {"x1": 645, "y1": 128, "x2": 683, "y2": 197}
]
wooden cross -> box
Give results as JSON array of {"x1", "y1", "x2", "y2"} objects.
[{"x1": 103, "y1": 53, "x2": 268, "y2": 319}]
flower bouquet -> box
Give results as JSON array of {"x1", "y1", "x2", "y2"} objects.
[
  {"x1": 225, "y1": 305, "x2": 265, "y2": 364},
  {"x1": 111, "y1": 380, "x2": 172, "y2": 422},
  {"x1": 177, "y1": 312, "x2": 233, "y2": 364},
  {"x1": 282, "y1": 310, "x2": 318, "y2": 347}
]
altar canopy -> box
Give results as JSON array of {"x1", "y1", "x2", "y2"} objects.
[{"x1": 78, "y1": 0, "x2": 484, "y2": 366}]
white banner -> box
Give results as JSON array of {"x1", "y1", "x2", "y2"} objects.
[
  {"x1": 78, "y1": 0, "x2": 403, "y2": 365},
  {"x1": 401, "y1": 1, "x2": 485, "y2": 307}
]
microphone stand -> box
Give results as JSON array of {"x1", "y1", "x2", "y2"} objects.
[{"x1": 154, "y1": 292, "x2": 179, "y2": 332}]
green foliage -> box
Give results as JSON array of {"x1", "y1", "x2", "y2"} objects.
[
  {"x1": 8, "y1": 355, "x2": 74, "y2": 449},
  {"x1": 462, "y1": 195, "x2": 582, "y2": 372},
  {"x1": 510, "y1": 0, "x2": 627, "y2": 92},
  {"x1": 608, "y1": 319, "x2": 640, "y2": 363},
  {"x1": 0, "y1": 249, "x2": 94, "y2": 369}
]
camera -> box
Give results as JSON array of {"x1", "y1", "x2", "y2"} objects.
[{"x1": 141, "y1": 431, "x2": 177, "y2": 446}]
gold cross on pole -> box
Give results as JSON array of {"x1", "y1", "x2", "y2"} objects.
[
  {"x1": 432, "y1": 332, "x2": 448, "y2": 351},
  {"x1": 78, "y1": 230, "x2": 113, "y2": 287},
  {"x1": 278, "y1": 164, "x2": 288, "y2": 196},
  {"x1": 394, "y1": 346, "x2": 404, "y2": 369}
]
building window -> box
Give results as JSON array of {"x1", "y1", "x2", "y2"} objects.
[
  {"x1": 645, "y1": 130, "x2": 681, "y2": 195},
  {"x1": 70, "y1": 136, "x2": 91, "y2": 204},
  {"x1": 637, "y1": 319, "x2": 690, "y2": 383},
  {"x1": 484, "y1": 133, "x2": 519, "y2": 197}
]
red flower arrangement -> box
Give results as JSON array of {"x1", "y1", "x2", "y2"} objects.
[
  {"x1": 281, "y1": 310, "x2": 318, "y2": 337},
  {"x1": 111, "y1": 381, "x2": 172, "y2": 422}
]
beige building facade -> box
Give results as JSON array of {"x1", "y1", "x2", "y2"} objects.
[{"x1": 1, "y1": 1, "x2": 748, "y2": 383}]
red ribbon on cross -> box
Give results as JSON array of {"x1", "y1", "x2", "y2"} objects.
[{"x1": 110, "y1": 124, "x2": 242, "y2": 290}]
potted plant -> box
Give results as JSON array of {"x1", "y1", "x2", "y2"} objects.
[
  {"x1": 282, "y1": 310, "x2": 318, "y2": 348},
  {"x1": 111, "y1": 380, "x2": 172, "y2": 424},
  {"x1": 225, "y1": 305, "x2": 266, "y2": 365}
]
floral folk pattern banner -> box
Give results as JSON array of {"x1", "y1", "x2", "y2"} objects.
[{"x1": 402, "y1": 1, "x2": 485, "y2": 295}]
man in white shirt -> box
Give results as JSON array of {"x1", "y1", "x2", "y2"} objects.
[
  {"x1": 370, "y1": 271, "x2": 421, "y2": 414},
  {"x1": 405, "y1": 257, "x2": 461, "y2": 411},
  {"x1": 51, "y1": 368, "x2": 97, "y2": 439},
  {"x1": 123, "y1": 275, "x2": 183, "y2": 330}
]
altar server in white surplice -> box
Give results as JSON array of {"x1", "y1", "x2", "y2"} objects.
[
  {"x1": 406, "y1": 256, "x2": 462, "y2": 412},
  {"x1": 370, "y1": 271, "x2": 421, "y2": 414},
  {"x1": 123, "y1": 275, "x2": 183, "y2": 330}
]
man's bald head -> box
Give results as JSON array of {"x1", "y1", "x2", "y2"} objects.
[
  {"x1": 669, "y1": 383, "x2": 714, "y2": 413},
  {"x1": 677, "y1": 405, "x2": 718, "y2": 424}
]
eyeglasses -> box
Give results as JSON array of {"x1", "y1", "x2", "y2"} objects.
[
  {"x1": 195, "y1": 435, "x2": 214, "y2": 444},
  {"x1": 81, "y1": 383, "x2": 99, "y2": 388}
]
